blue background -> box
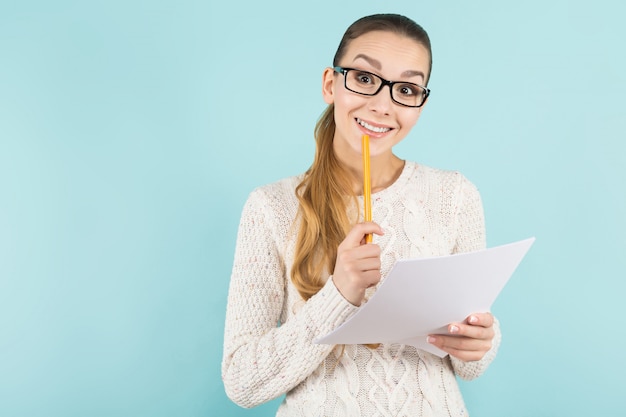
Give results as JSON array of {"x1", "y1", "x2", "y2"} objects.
[{"x1": 1, "y1": 1, "x2": 624, "y2": 416}]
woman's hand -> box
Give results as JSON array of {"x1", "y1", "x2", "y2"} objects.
[
  {"x1": 427, "y1": 312, "x2": 495, "y2": 362},
  {"x1": 332, "y1": 222, "x2": 384, "y2": 306}
]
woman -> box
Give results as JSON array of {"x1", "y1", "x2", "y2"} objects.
[{"x1": 222, "y1": 13, "x2": 500, "y2": 416}]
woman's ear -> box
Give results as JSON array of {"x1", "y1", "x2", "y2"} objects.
[{"x1": 322, "y1": 67, "x2": 335, "y2": 105}]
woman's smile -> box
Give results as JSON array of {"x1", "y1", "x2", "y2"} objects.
[{"x1": 355, "y1": 117, "x2": 393, "y2": 136}]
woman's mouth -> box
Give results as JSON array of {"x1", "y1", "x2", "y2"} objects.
[{"x1": 356, "y1": 118, "x2": 392, "y2": 134}]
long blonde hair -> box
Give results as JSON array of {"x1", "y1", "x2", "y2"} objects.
[{"x1": 291, "y1": 14, "x2": 432, "y2": 301}]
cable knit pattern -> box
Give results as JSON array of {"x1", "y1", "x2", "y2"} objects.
[{"x1": 222, "y1": 161, "x2": 501, "y2": 416}]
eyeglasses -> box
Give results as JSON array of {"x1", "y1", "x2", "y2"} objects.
[{"x1": 333, "y1": 66, "x2": 430, "y2": 108}]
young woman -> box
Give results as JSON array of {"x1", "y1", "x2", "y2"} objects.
[{"x1": 222, "y1": 13, "x2": 500, "y2": 416}]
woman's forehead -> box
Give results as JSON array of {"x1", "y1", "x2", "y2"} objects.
[{"x1": 343, "y1": 31, "x2": 430, "y2": 78}]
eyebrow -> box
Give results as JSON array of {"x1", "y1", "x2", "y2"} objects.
[{"x1": 353, "y1": 53, "x2": 425, "y2": 80}]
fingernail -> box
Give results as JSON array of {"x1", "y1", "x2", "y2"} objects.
[
  {"x1": 449, "y1": 325, "x2": 459, "y2": 334},
  {"x1": 469, "y1": 316, "x2": 478, "y2": 324},
  {"x1": 427, "y1": 336, "x2": 436, "y2": 344}
]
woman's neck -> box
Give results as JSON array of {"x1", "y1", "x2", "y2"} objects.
[
  {"x1": 369, "y1": 154, "x2": 405, "y2": 193},
  {"x1": 339, "y1": 151, "x2": 405, "y2": 195}
]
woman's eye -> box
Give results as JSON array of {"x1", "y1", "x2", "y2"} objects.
[
  {"x1": 398, "y1": 84, "x2": 419, "y2": 97},
  {"x1": 355, "y1": 72, "x2": 374, "y2": 84}
]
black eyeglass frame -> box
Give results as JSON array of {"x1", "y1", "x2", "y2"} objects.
[{"x1": 333, "y1": 66, "x2": 430, "y2": 108}]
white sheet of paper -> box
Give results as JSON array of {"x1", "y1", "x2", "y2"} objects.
[{"x1": 315, "y1": 237, "x2": 535, "y2": 357}]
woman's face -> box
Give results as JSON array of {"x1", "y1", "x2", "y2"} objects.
[{"x1": 323, "y1": 30, "x2": 430, "y2": 162}]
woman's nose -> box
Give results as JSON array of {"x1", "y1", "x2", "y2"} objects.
[{"x1": 367, "y1": 85, "x2": 393, "y2": 115}]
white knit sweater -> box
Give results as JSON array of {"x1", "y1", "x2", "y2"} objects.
[{"x1": 222, "y1": 161, "x2": 501, "y2": 416}]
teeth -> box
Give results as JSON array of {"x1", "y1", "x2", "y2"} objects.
[{"x1": 357, "y1": 118, "x2": 391, "y2": 133}]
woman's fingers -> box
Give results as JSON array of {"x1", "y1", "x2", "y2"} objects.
[
  {"x1": 427, "y1": 313, "x2": 495, "y2": 362},
  {"x1": 338, "y1": 222, "x2": 384, "y2": 249},
  {"x1": 333, "y1": 222, "x2": 384, "y2": 306}
]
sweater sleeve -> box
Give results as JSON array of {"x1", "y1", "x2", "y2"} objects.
[
  {"x1": 222, "y1": 188, "x2": 358, "y2": 408},
  {"x1": 451, "y1": 174, "x2": 486, "y2": 255},
  {"x1": 449, "y1": 175, "x2": 502, "y2": 380}
]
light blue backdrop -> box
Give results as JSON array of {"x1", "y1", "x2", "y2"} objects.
[{"x1": 1, "y1": 1, "x2": 624, "y2": 416}]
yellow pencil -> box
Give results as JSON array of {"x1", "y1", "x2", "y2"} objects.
[{"x1": 362, "y1": 134, "x2": 372, "y2": 243}]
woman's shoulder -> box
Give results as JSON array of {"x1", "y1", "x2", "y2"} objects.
[
  {"x1": 249, "y1": 174, "x2": 303, "y2": 201},
  {"x1": 407, "y1": 161, "x2": 477, "y2": 191},
  {"x1": 242, "y1": 174, "x2": 303, "y2": 218}
]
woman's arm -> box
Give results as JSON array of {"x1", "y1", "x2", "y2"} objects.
[
  {"x1": 448, "y1": 175, "x2": 502, "y2": 379},
  {"x1": 222, "y1": 188, "x2": 358, "y2": 408}
]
